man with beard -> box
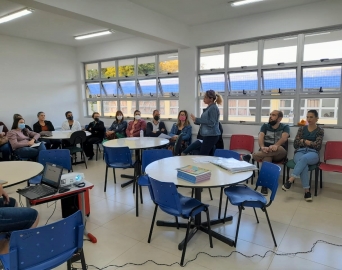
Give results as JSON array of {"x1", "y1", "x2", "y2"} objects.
[
  {"x1": 146, "y1": 110, "x2": 168, "y2": 137},
  {"x1": 243, "y1": 110, "x2": 290, "y2": 195}
]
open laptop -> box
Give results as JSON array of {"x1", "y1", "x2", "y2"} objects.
[{"x1": 17, "y1": 163, "x2": 63, "y2": 200}]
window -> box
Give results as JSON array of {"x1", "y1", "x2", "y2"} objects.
[
  {"x1": 119, "y1": 80, "x2": 136, "y2": 97},
  {"x1": 200, "y1": 46, "x2": 224, "y2": 70},
  {"x1": 300, "y1": 98, "x2": 338, "y2": 125},
  {"x1": 160, "y1": 100, "x2": 179, "y2": 118},
  {"x1": 159, "y1": 53, "x2": 178, "y2": 74},
  {"x1": 229, "y1": 72, "x2": 258, "y2": 93},
  {"x1": 229, "y1": 42, "x2": 258, "y2": 68},
  {"x1": 228, "y1": 99, "x2": 256, "y2": 122},
  {"x1": 138, "y1": 56, "x2": 155, "y2": 76},
  {"x1": 118, "y1": 58, "x2": 135, "y2": 77},
  {"x1": 102, "y1": 82, "x2": 117, "y2": 98},
  {"x1": 87, "y1": 101, "x2": 101, "y2": 116},
  {"x1": 137, "y1": 79, "x2": 156, "y2": 97},
  {"x1": 86, "y1": 83, "x2": 101, "y2": 98},
  {"x1": 85, "y1": 63, "x2": 99, "y2": 80},
  {"x1": 199, "y1": 100, "x2": 224, "y2": 121},
  {"x1": 304, "y1": 30, "x2": 342, "y2": 62},
  {"x1": 262, "y1": 69, "x2": 296, "y2": 93},
  {"x1": 139, "y1": 100, "x2": 157, "y2": 118},
  {"x1": 263, "y1": 37, "x2": 297, "y2": 65},
  {"x1": 199, "y1": 74, "x2": 225, "y2": 96},
  {"x1": 159, "y1": 77, "x2": 179, "y2": 97},
  {"x1": 101, "y1": 60, "x2": 116, "y2": 79},
  {"x1": 120, "y1": 100, "x2": 136, "y2": 116},
  {"x1": 261, "y1": 99, "x2": 294, "y2": 123},
  {"x1": 303, "y1": 66, "x2": 341, "y2": 92},
  {"x1": 103, "y1": 101, "x2": 118, "y2": 117}
]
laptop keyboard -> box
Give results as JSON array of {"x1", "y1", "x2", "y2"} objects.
[{"x1": 20, "y1": 185, "x2": 56, "y2": 199}]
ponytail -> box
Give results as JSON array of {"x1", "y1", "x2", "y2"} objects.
[{"x1": 215, "y1": 93, "x2": 223, "y2": 105}]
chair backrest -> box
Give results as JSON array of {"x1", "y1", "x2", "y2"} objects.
[
  {"x1": 38, "y1": 149, "x2": 72, "y2": 171},
  {"x1": 229, "y1": 134, "x2": 254, "y2": 153},
  {"x1": 69, "y1": 131, "x2": 87, "y2": 146},
  {"x1": 149, "y1": 177, "x2": 182, "y2": 215},
  {"x1": 0, "y1": 211, "x2": 84, "y2": 270},
  {"x1": 324, "y1": 141, "x2": 342, "y2": 162},
  {"x1": 214, "y1": 149, "x2": 240, "y2": 160},
  {"x1": 103, "y1": 146, "x2": 132, "y2": 165},
  {"x1": 141, "y1": 149, "x2": 172, "y2": 173},
  {"x1": 256, "y1": 162, "x2": 281, "y2": 201},
  {"x1": 173, "y1": 133, "x2": 184, "y2": 156}
]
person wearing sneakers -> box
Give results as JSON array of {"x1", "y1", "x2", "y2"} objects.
[
  {"x1": 243, "y1": 110, "x2": 290, "y2": 195},
  {"x1": 282, "y1": 110, "x2": 324, "y2": 201}
]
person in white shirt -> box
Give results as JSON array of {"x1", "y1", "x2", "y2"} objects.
[{"x1": 61, "y1": 111, "x2": 81, "y2": 131}]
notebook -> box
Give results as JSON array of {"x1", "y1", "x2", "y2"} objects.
[{"x1": 17, "y1": 163, "x2": 63, "y2": 200}]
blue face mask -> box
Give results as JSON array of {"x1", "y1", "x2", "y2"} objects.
[{"x1": 18, "y1": 123, "x2": 25, "y2": 130}]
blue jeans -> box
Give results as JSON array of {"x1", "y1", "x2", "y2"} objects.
[
  {"x1": 183, "y1": 140, "x2": 202, "y2": 155},
  {"x1": 0, "y1": 142, "x2": 10, "y2": 161},
  {"x1": 14, "y1": 142, "x2": 46, "y2": 160},
  {"x1": 292, "y1": 148, "x2": 319, "y2": 189}
]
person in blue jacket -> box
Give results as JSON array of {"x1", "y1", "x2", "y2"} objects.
[{"x1": 169, "y1": 110, "x2": 192, "y2": 153}]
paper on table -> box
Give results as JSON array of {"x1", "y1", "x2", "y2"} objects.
[
  {"x1": 30, "y1": 142, "x2": 41, "y2": 148},
  {"x1": 0, "y1": 125, "x2": 3, "y2": 133},
  {"x1": 126, "y1": 137, "x2": 139, "y2": 140},
  {"x1": 192, "y1": 156, "x2": 214, "y2": 163},
  {"x1": 158, "y1": 133, "x2": 171, "y2": 139}
]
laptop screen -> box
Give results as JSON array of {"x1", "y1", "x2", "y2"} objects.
[{"x1": 41, "y1": 163, "x2": 63, "y2": 189}]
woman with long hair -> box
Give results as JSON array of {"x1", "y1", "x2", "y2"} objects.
[
  {"x1": 126, "y1": 110, "x2": 147, "y2": 137},
  {"x1": 169, "y1": 110, "x2": 192, "y2": 154},
  {"x1": 106, "y1": 110, "x2": 127, "y2": 139}
]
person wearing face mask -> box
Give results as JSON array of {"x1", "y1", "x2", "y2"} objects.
[
  {"x1": 242, "y1": 110, "x2": 290, "y2": 195},
  {"x1": 13, "y1": 114, "x2": 32, "y2": 131},
  {"x1": 61, "y1": 111, "x2": 81, "y2": 131},
  {"x1": 106, "y1": 110, "x2": 127, "y2": 140},
  {"x1": 84, "y1": 112, "x2": 105, "y2": 160},
  {"x1": 146, "y1": 110, "x2": 167, "y2": 137},
  {"x1": 126, "y1": 110, "x2": 147, "y2": 137},
  {"x1": 7, "y1": 118, "x2": 46, "y2": 160}
]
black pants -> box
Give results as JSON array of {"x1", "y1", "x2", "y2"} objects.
[
  {"x1": 41, "y1": 139, "x2": 61, "y2": 149},
  {"x1": 84, "y1": 137, "x2": 102, "y2": 157},
  {"x1": 200, "y1": 135, "x2": 219, "y2": 156}
]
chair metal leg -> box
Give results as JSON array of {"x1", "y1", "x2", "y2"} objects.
[
  {"x1": 67, "y1": 260, "x2": 72, "y2": 270},
  {"x1": 223, "y1": 197, "x2": 228, "y2": 223},
  {"x1": 175, "y1": 216, "x2": 179, "y2": 229},
  {"x1": 282, "y1": 163, "x2": 286, "y2": 184},
  {"x1": 104, "y1": 166, "x2": 108, "y2": 192},
  {"x1": 191, "y1": 188, "x2": 194, "y2": 198},
  {"x1": 208, "y1": 188, "x2": 213, "y2": 200},
  {"x1": 95, "y1": 144, "x2": 99, "y2": 161},
  {"x1": 139, "y1": 186, "x2": 143, "y2": 204},
  {"x1": 286, "y1": 166, "x2": 290, "y2": 181},
  {"x1": 113, "y1": 168, "x2": 116, "y2": 184},
  {"x1": 320, "y1": 169, "x2": 323, "y2": 189},
  {"x1": 264, "y1": 208, "x2": 277, "y2": 247},
  {"x1": 180, "y1": 217, "x2": 192, "y2": 266},
  {"x1": 136, "y1": 180, "x2": 139, "y2": 217},
  {"x1": 82, "y1": 151, "x2": 87, "y2": 169},
  {"x1": 234, "y1": 206, "x2": 243, "y2": 247},
  {"x1": 79, "y1": 249, "x2": 87, "y2": 270},
  {"x1": 148, "y1": 204, "x2": 158, "y2": 243},
  {"x1": 315, "y1": 168, "x2": 319, "y2": 196},
  {"x1": 253, "y1": 207, "x2": 259, "y2": 223},
  {"x1": 218, "y1": 187, "x2": 223, "y2": 219},
  {"x1": 205, "y1": 208, "x2": 213, "y2": 248}
]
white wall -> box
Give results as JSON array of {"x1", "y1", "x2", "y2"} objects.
[{"x1": 0, "y1": 34, "x2": 78, "y2": 129}]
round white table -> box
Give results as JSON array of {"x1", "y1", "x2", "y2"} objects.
[
  {"x1": 0, "y1": 161, "x2": 44, "y2": 188},
  {"x1": 145, "y1": 155, "x2": 253, "y2": 248},
  {"x1": 48, "y1": 131, "x2": 91, "y2": 139}
]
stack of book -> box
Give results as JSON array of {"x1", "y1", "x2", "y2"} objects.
[
  {"x1": 210, "y1": 158, "x2": 257, "y2": 173},
  {"x1": 177, "y1": 165, "x2": 211, "y2": 183}
]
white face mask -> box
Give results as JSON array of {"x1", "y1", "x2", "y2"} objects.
[
  {"x1": 117, "y1": 116, "x2": 123, "y2": 120},
  {"x1": 135, "y1": 115, "x2": 141, "y2": 120}
]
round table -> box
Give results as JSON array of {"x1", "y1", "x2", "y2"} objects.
[
  {"x1": 48, "y1": 131, "x2": 91, "y2": 139},
  {"x1": 0, "y1": 161, "x2": 44, "y2": 188},
  {"x1": 102, "y1": 137, "x2": 169, "y2": 150},
  {"x1": 145, "y1": 155, "x2": 253, "y2": 248}
]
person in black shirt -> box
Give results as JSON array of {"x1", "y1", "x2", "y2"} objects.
[
  {"x1": 33, "y1": 111, "x2": 60, "y2": 149},
  {"x1": 146, "y1": 110, "x2": 167, "y2": 137},
  {"x1": 84, "y1": 112, "x2": 105, "y2": 160}
]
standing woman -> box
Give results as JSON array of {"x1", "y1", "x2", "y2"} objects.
[
  {"x1": 282, "y1": 110, "x2": 324, "y2": 201},
  {"x1": 190, "y1": 90, "x2": 222, "y2": 156}
]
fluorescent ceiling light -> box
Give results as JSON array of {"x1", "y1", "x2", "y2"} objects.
[
  {"x1": 283, "y1": 37, "x2": 298, "y2": 41},
  {"x1": 0, "y1": 8, "x2": 33, "y2": 24},
  {"x1": 306, "y1": 32, "x2": 330, "y2": 37},
  {"x1": 231, "y1": 0, "x2": 264, "y2": 7},
  {"x1": 75, "y1": 30, "x2": 114, "y2": 40},
  {"x1": 167, "y1": 55, "x2": 178, "y2": 58}
]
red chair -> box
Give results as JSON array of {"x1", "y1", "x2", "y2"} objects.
[
  {"x1": 319, "y1": 141, "x2": 342, "y2": 193},
  {"x1": 229, "y1": 134, "x2": 255, "y2": 183}
]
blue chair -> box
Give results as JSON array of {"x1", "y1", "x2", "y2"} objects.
[
  {"x1": 0, "y1": 211, "x2": 86, "y2": 270},
  {"x1": 103, "y1": 146, "x2": 136, "y2": 192},
  {"x1": 223, "y1": 161, "x2": 281, "y2": 247},
  {"x1": 148, "y1": 177, "x2": 213, "y2": 266},
  {"x1": 28, "y1": 149, "x2": 72, "y2": 185},
  {"x1": 136, "y1": 149, "x2": 172, "y2": 216}
]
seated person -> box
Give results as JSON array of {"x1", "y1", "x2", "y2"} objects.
[
  {"x1": 7, "y1": 118, "x2": 46, "y2": 160},
  {"x1": 106, "y1": 110, "x2": 127, "y2": 139},
  {"x1": 126, "y1": 110, "x2": 147, "y2": 137},
  {"x1": 168, "y1": 110, "x2": 192, "y2": 154},
  {"x1": 84, "y1": 112, "x2": 105, "y2": 160},
  {"x1": 33, "y1": 111, "x2": 60, "y2": 149},
  {"x1": 0, "y1": 121, "x2": 10, "y2": 161},
  {"x1": 61, "y1": 111, "x2": 81, "y2": 131},
  {"x1": 0, "y1": 184, "x2": 39, "y2": 254},
  {"x1": 182, "y1": 122, "x2": 224, "y2": 156},
  {"x1": 146, "y1": 110, "x2": 167, "y2": 137},
  {"x1": 13, "y1": 114, "x2": 32, "y2": 131}
]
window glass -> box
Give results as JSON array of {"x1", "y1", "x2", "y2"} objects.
[
  {"x1": 139, "y1": 100, "x2": 157, "y2": 118},
  {"x1": 159, "y1": 53, "x2": 179, "y2": 74},
  {"x1": 160, "y1": 100, "x2": 179, "y2": 118},
  {"x1": 120, "y1": 100, "x2": 136, "y2": 116},
  {"x1": 199, "y1": 99, "x2": 223, "y2": 121},
  {"x1": 159, "y1": 78, "x2": 179, "y2": 97},
  {"x1": 138, "y1": 79, "x2": 156, "y2": 97},
  {"x1": 85, "y1": 63, "x2": 98, "y2": 80},
  {"x1": 229, "y1": 42, "x2": 258, "y2": 68},
  {"x1": 300, "y1": 98, "x2": 338, "y2": 125},
  {"x1": 261, "y1": 99, "x2": 294, "y2": 123},
  {"x1": 87, "y1": 101, "x2": 101, "y2": 116},
  {"x1": 101, "y1": 60, "x2": 116, "y2": 78},
  {"x1": 102, "y1": 82, "x2": 117, "y2": 98},
  {"x1": 199, "y1": 74, "x2": 225, "y2": 96},
  {"x1": 86, "y1": 83, "x2": 101, "y2": 98},
  {"x1": 263, "y1": 37, "x2": 297, "y2": 65},
  {"x1": 118, "y1": 58, "x2": 135, "y2": 77},
  {"x1": 119, "y1": 80, "x2": 136, "y2": 97},
  {"x1": 138, "y1": 56, "x2": 156, "y2": 76},
  {"x1": 200, "y1": 46, "x2": 224, "y2": 70},
  {"x1": 304, "y1": 30, "x2": 342, "y2": 61},
  {"x1": 303, "y1": 66, "x2": 341, "y2": 91},
  {"x1": 103, "y1": 101, "x2": 118, "y2": 117},
  {"x1": 228, "y1": 99, "x2": 256, "y2": 122},
  {"x1": 229, "y1": 72, "x2": 258, "y2": 92},
  {"x1": 263, "y1": 69, "x2": 296, "y2": 92}
]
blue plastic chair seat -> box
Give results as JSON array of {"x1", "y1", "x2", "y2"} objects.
[
  {"x1": 224, "y1": 185, "x2": 267, "y2": 208},
  {"x1": 138, "y1": 175, "x2": 149, "y2": 186},
  {"x1": 108, "y1": 162, "x2": 133, "y2": 168}
]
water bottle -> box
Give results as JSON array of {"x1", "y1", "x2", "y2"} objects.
[
  {"x1": 288, "y1": 110, "x2": 294, "y2": 125},
  {"x1": 140, "y1": 130, "x2": 144, "y2": 137}
]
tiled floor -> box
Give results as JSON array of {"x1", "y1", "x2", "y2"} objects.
[{"x1": 5, "y1": 157, "x2": 342, "y2": 270}]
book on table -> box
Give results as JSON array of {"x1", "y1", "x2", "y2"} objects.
[
  {"x1": 210, "y1": 158, "x2": 257, "y2": 173},
  {"x1": 176, "y1": 165, "x2": 211, "y2": 183}
]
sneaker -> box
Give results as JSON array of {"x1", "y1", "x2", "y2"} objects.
[
  {"x1": 261, "y1": 187, "x2": 268, "y2": 195},
  {"x1": 242, "y1": 154, "x2": 251, "y2": 163},
  {"x1": 282, "y1": 180, "x2": 292, "y2": 191},
  {"x1": 304, "y1": 192, "x2": 312, "y2": 201}
]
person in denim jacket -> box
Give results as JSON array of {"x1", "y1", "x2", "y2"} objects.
[
  {"x1": 190, "y1": 90, "x2": 222, "y2": 155},
  {"x1": 106, "y1": 110, "x2": 127, "y2": 139},
  {"x1": 169, "y1": 110, "x2": 192, "y2": 147}
]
